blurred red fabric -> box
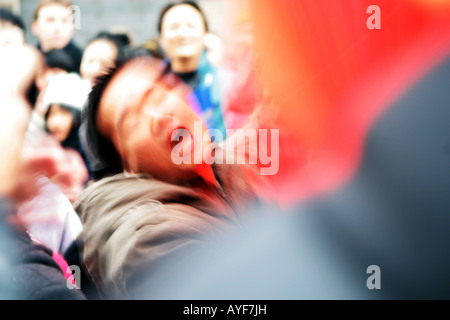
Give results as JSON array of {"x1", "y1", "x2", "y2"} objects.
[{"x1": 222, "y1": 0, "x2": 450, "y2": 208}]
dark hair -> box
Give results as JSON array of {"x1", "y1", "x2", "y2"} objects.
[
  {"x1": 44, "y1": 49, "x2": 78, "y2": 73},
  {"x1": 44, "y1": 103, "x2": 81, "y2": 134},
  {"x1": 45, "y1": 103, "x2": 91, "y2": 174},
  {"x1": 86, "y1": 31, "x2": 138, "y2": 76},
  {"x1": 0, "y1": 7, "x2": 25, "y2": 32},
  {"x1": 157, "y1": 1, "x2": 209, "y2": 34},
  {"x1": 89, "y1": 31, "x2": 131, "y2": 52},
  {"x1": 84, "y1": 66, "x2": 123, "y2": 180},
  {"x1": 116, "y1": 45, "x2": 160, "y2": 66}
]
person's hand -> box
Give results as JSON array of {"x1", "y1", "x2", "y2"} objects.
[
  {"x1": 48, "y1": 148, "x2": 89, "y2": 204},
  {"x1": 0, "y1": 45, "x2": 46, "y2": 201},
  {"x1": 17, "y1": 132, "x2": 89, "y2": 204}
]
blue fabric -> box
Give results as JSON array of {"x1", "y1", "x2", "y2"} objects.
[
  {"x1": 193, "y1": 52, "x2": 226, "y2": 141},
  {"x1": 176, "y1": 51, "x2": 227, "y2": 141}
]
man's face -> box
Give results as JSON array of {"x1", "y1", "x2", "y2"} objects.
[
  {"x1": 160, "y1": 4, "x2": 206, "y2": 63},
  {"x1": 33, "y1": 4, "x2": 74, "y2": 52},
  {"x1": 97, "y1": 58, "x2": 211, "y2": 183}
]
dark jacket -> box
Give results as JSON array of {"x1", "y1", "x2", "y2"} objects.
[
  {"x1": 0, "y1": 198, "x2": 87, "y2": 300},
  {"x1": 38, "y1": 40, "x2": 83, "y2": 74}
]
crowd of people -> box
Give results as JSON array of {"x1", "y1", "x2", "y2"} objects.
[
  {"x1": 0, "y1": 0, "x2": 270, "y2": 300},
  {"x1": 2, "y1": 0, "x2": 450, "y2": 302}
]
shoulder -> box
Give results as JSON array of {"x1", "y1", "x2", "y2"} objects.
[
  {"x1": 76, "y1": 173, "x2": 235, "y2": 225},
  {"x1": 77, "y1": 173, "x2": 238, "y2": 297}
]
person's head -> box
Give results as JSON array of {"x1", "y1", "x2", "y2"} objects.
[
  {"x1": 0, "y1": 8, "x2": 25, "y2": 47},
  {"x1": 45, "y1": 103, "x2": 80, "y2": 143},
  {"x1": 86, "y1": 56, "x2": 213, "y2": 183},
  {"x1": 36, "y1": 48, "x2": 78, "y2": 92},
  {"x1": 80, "y1": 31, "x2": 131, "y2": 86},
  {"x1": 158, "y1": 1, "x2": 209, "y2": 73},
  {"x1": 32, "y1": 0, "x2": 74, "y2": 52},
  {"x1": 115, "y1": 45, "x2": 160, "y2": 68},
  {"x1": 43, "y1": 73, "x2": 90, "y2": 145}
]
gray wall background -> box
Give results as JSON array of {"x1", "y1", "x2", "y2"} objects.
[{"x1": 14, "y1": 0, "x2": 224, "y2": 49}]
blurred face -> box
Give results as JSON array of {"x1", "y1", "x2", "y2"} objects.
[
  {"x1": 0, "y1": 21, "x2": 24, "y2": 47},
  {"x1": 160, "y1": 4, "x2": 206, "y2": 65},
  {"x1": 81, "y1": 39, "x2": 118, "y2": 86},
  {"x1": 46, "y1": 104, "x2": 73, "y2": 142},
  {"x1": 97, "y1": 58, "x2": 212, "y2": 183},
  {"x1": 33, "y1": 4, "x2": 74, "y2": 52}
]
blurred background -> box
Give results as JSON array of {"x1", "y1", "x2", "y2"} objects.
[{"x1": 0, "y1": 0, "x2": 225, "y2": 47}]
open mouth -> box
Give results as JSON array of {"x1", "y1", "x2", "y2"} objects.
[{"x1": 168, "y1": 127, "x2": 193, "y2": 158}]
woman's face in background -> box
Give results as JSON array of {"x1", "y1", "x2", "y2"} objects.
[
  {"x1": 81, "y1": 39, "x2": 118, "y2": 86},
  {"x1": 46, "y1": 104, "x2": 74, "y2": 142}
]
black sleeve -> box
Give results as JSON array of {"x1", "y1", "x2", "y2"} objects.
[
  {"x1": 64, "y1": 235, "x2": 103, "y2": 300},
  {"x1": 11, "y1": 235, "x2": 88, "y2": 300},
  {"x1": 0, "y1": 197, "x2": 87, "y2": 300}
]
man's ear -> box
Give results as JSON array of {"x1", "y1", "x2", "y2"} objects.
[{"x1": 31, "y1": 21, "x2": 39, "y2": 37}]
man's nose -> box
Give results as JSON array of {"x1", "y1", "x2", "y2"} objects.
[
  {"x1": 175, "y1": 24, "x2": 190, "y2": 38},
  {"x1": 149, "y1": 111, "x2": 174, "y2": 136},
  {"x1": 52, "y1": 22, "x2": 62, "y2": 34}
]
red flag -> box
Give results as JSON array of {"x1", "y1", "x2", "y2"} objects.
[{"x1": 223, "y1": 0, "x2": 450, "y2": 208}]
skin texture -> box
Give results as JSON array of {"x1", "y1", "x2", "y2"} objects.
[
  {"x1": 96, "y1": 57, "x2": 216, "y2": 186},
  {"x1": 0, "y1": 21, "x2": 24, "y2": 47},
  {"x1": 0, "y1": 44, "x2": 44, "y2": 99},
  {"x1": 159, "y1": 4, "x2": 206, "y2": 73},
  {"x1": 0, "y1": 97, "x2": 30, "y2": 198}
]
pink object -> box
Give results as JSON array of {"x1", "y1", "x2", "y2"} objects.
[{"x1": 52, "y1": 251, "x2": 75, "y2": 284}]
